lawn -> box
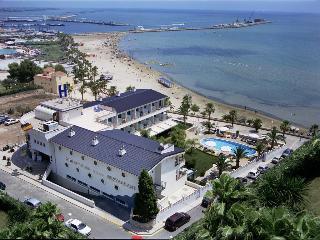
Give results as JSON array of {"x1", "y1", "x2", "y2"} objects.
[
  {"x1": 185, "y1": 148, "x2": 217, "y2": 177},
  {"x1": 0, "y1": 211, "x2": 8, "y2": 229},
  {"x1": 305, "y1": 177, "x2": 320, "y2": 216},
  {"x1": 32, "y1": 43, "x2": 66, "y2": 62}
]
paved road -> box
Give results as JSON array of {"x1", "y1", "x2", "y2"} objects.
[
  {"x1": 0, "y1": 170, "x2": 131, "y2": 239},
  {"x1": 150, "y1": 205, "x2": 204, "y2": 239}
]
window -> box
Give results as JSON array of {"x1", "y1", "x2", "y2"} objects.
[
  {"x1": 90, "y1": 186, "x2": 100, "y2": 193},
  {"x1": 152, "y1": 103, "x2": 155, "y2": 106},
  {"x1": 43, "y1": 143, "x2": 46, "y2": 147},
  {"x1": 78, "y1": 180, "x2": 87, "y2": 187},
  {"x1": 66, "y1": 175, "x2": 76, "y2": 182},
  {"x1": 122, "y1": 172, "x2": 125, "y2": 177},
  {"x1": 101, "y1": 179, "x2": 104, "y2": 184},
  {"x1": 59, "y1": 146, "x2": 61, "y2": 151},
  {"x1": 81, "y1": 156, "x2": 85, "y2": 160},
  {"x1": 107, "y1": 166, "x2": 111, "y2": 171},
  {"x1": 144, "y1": 105, "x2": 146, "y2": 109},
  {"x1": 65, "y1": 163, "x2": 68, "y2": 167},
  {"x1": 94, "y1": 161, "x2": 97, "y2": 165},
  {"x1": 88, "y1": 173, "x2": 92, "y2": 178},
  {"x1": 76, "y1": 168, "x2": 79, "y2": 172},
  {"x1": 118, "y1": 114, "x2": 121, "y2": 118},
  {"x1": 34, "y1": 140, "x2": 36, "y2": 143},
  {"x1": 127, "y1": 111, "x2": 131, "y2": 115},
  {"x1": 70, "y1": 150, "x2": 73, "y2": 155},
  {"x1": 115, "y1": 198, "x2": 128, "y2": 207},
  {"x1": 102, "y1": 192, "x2": 114, "y2": 200},
  {"x1": 114, "y1": 185, "x2": 119, "y2": 190}
]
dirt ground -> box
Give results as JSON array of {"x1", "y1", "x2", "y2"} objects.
[
  {"x1": 0, "y1": 89, "x2": 55, "y2": 118},
  {"x1": 0, "y1": 90, "x2": 56, "y2": 148}
]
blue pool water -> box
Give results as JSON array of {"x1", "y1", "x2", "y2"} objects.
[
  {"x1": 0, "y1": 49, "x2": 16, "y2": 55},
  {"x1": 200, "y1": 138, "x2": 257, "y2": 157}
]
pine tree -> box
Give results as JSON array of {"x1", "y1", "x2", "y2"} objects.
[{"x1": 133, "y1": 170, "x2": 159, "y2": 222}]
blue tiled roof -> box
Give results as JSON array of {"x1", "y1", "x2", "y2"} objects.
[
  {"x1": 50, "y1": 126, "x2": 183, "y2": 176},
  {"x1": 83, "y1": 89, "x2": 167, "y2": 113}
]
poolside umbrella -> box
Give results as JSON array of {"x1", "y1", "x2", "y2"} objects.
[
  {"x1": 221, "y1": 146, "x2": 232, "y2": 154},
  {"x1": 249, "y1": 133, "x2": 260, "y2": 139},
  {"x1": 219, "y1": 127, "x2": 229, "y2": 132}
]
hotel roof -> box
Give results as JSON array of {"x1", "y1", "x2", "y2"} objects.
[
  {"x1": 41, "y1": 98, "x2": 82, "y2": 112},
  {"x1": 83, "y1": 89, "x2": 167, "y2": 113},
  {"x1": 50, "y1": 126, "x2": 183, "y2": 176}
]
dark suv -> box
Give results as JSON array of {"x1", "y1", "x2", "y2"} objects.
[{"x1": 165, "y1": 212, "x2": 191, "y2": 231}]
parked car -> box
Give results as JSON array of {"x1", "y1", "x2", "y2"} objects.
[
  {"x1": 247, "y1": 169, "x2": 260, "y2": 180},
  {"x1": 65, "y1": 219, "x2": 91, "y2": 236},
  {"x1": 4, "y1": 118, "x2": 19, "y2": 126},
  {"x1": 236, "y1": 177, "x2": 248, "y2": 184},
  {"x1": 24, "y1": 198, "x2": 42, "y2": 209},
  {"x1": 165, "y1": 212, "x2": 191, "y2": 231},
  {"x1": 281, "y1": 148, "x2": 293, "y2": 158},
  {"x1": 258, "y1": 163, "x2": 269, "y2": 173},
  {"x1": 271, "y1": 157, "x2": 280, "y2": 164},
  {"x1": 0, "y1": 181, "x2": 6, "y2": 190},
  {"x1": 201, "y1": 191, "x2": 214, "y2": 208},
  {"x1": 0, "y1": 115, "x2": 9, "y2": 124}
]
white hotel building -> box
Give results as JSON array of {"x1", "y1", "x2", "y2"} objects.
[{"x1": 23, "y1": 89, "x2": 191, "y2": 209}]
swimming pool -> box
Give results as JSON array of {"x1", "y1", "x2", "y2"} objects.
[
  {"x1": 0, "y1": 48, "x2": 16, "y2": 55},
  {"x1": 200, "y1": 138, "x2": 257, "y2": 157}
]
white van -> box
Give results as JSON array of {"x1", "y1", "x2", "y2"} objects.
[{"x1": 247, "y1": 169, "x2": 260, "y2": 180}]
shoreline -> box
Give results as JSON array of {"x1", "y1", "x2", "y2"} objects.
[{"x1": 71, "y1": 32, "x2": 302, "y2": 130}]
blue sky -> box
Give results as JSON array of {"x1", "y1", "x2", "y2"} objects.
[{"x1": 1, "y1": 0, "x2": 320, "y2": 13}]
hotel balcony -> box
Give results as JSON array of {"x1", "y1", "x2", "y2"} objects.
[
  {"x1": 154, "y1": 183, "x2": 166, "y2": 199},
  {"x1": 116, "y1": 106, "x2": 170, "y2": 130}
]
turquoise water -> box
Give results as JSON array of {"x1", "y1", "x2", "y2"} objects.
[
  {"x1": 201, "y1": 138, "x2": 257, "y2": 157},
  {"x1": 0, "y1": 49, "x2": 16, "y2": 55}
]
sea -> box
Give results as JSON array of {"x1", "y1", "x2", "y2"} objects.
[{"x1": 0, "y1": 6, "x2": 319, "y2": 127}]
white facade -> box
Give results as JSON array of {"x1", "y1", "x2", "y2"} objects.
[{"x1": 49, "y1": 141, "x2": 186, "y2": 208}]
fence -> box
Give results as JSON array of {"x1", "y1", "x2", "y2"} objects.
[
  {"x1": 42, "y1": 164, "x2": 95, "y2": 208},
  {"x1": 156, "y1": 184, "x2": 211, "y2": 222}
]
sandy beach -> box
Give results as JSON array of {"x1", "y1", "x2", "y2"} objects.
[{"x1": 72, "y1": 32, "x2": 289, "y2": 129}]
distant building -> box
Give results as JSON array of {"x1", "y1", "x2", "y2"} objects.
[{"x1": 33, "y1": 67, "x2": 74, "y2": 95}]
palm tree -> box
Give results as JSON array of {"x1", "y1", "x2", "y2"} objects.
[
  {"x1": 280, "y1": 120, "x2": 291, "y2": 137},
  {"x1": 232, "y1": 146, "x2": 246, "y2": 169},
  {"x1": 309, "y1": 124, "x2": 319, "y2": 137},
  {"x1": 191, "y1": 104, "x2": 200, "y2": 116},
  {"x1": 215, "y1": 154, "x2": 232, "y2": 177},
  {"x1": 211, "y1": 173, "x2": 252, "y2": 205},
  {"x1": 252, "y1": 118, "x2": 262, "y2": 132},
  {"x1": 79, "y1": 83, "x2": 87, "y2": 101},
  {"x1": 223, "y1": 110, "x2": 237, "y2": 127},
  {"x1": 203, "y1": 121, "x2": 214, "y2": 133},
  {"x1": 179, "y1": 95, "x2": 192, "y2": 126},
  {"x1": 255, "y1": 142, "x2": 266, "y2": 157},
  {"x1": 91, "y1": 66, "x2": 98, "y2": 82},
  {"x1": 108, "y1": 86, "x2": 117, "y2": 96},
  {"x1": 255, "y1": 172, "x2": 309, "y2": 211},
  {"x1": 185, "y1": 138, "x2": 197, "y2": 153},
  {"x1": 267, "y1": 127, "x2": 284, "y2": 149},
  {"x1": 205, "y1": 103, "x2": 215, "y2": 121}
]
